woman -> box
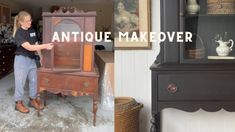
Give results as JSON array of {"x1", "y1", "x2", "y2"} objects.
[{"x1": 13, "y1": 11, "x2": 54, "y2": 113}]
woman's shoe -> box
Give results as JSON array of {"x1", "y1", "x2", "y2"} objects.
[
  {"x1": 15, "y1": 101, "x2": 30, "y2": 113},
  {"x1": 28, "y1": 98, "x2": 44, "y2": 110}
]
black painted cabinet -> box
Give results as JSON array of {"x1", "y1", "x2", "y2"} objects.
[{"x1": 151, "y1": 0, "x2": 235, "y2": 131}]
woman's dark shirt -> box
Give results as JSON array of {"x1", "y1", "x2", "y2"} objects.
[{"x1": 15, "y1": 27, "x2": 37, "y2": 59}]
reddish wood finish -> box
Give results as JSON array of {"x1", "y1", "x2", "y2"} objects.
[
  {"x1": 42, "y1": 11, "x2": 96, "y2": 72},
  {"x1": 38, "y1": 69, "x2": 99, "y2": 95},
  {"x1": 37, "y1": 68, "x2": 99, "y2": 125},
  {"x1": 38, "y1": 10, "x2": 99, "y2": 126}
]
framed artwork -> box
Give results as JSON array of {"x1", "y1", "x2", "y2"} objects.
[{"x1": 114, "y1": 0, "x2": 151, "y2": 49}]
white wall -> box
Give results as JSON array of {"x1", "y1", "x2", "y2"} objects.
[{"x1": 115, "y1": 0, "x2": 160, "y2": 131}]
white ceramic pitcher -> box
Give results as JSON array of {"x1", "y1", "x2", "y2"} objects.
[{"x1": 216, "y1": 38, "x2": 234, "y2": 56}]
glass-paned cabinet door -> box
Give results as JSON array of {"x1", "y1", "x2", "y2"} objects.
[
  {"x1": 180, "y1": 0, "x2": 235, "y2": 63},
  {"x1": 52, "y1": 19, "x2": 82, "y2": 70}
]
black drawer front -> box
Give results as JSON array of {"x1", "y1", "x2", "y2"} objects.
[{"x1": 158, "y1": 73, "x2": 235, "y2": 101}]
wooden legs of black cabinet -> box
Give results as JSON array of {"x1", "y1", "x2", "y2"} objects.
[
  {"x1": 150, "y1": 113, "x2": 160, "y2": 132},
  {"x1": 93, "y1": 96, "x2": 98, "y2": 126}
]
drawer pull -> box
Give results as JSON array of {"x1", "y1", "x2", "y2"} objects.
[
  {"x1": 83, "y1": 82, "x2": 90, "y2": 88},
  {"x1": 43, "y1": 78, "x2": 50, "y2": 85},
  {"x1": 167, "y1": 83, "x2": 178, "y2": 93}
]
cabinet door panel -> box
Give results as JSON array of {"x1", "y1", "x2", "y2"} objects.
[
  {"x1": 161, "y1": 0, "x2": 179, "y2": 63},
  {"x1": 53, "y1": 43, "x2": 81, "y2": 69}
]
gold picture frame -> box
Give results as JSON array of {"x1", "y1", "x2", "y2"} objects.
[{"x1": 114, "y1": 0, "x2": 151, "y2": 50}]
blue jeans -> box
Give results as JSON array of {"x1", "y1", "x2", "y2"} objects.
[{"x1": 14, "y1": 55, "x2": 37, "y2": 101}]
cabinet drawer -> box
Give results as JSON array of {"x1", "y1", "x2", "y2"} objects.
[
  {"x1": 65, "y1": 76, "x2": 98, "y2": 93},
  {"x1": 1, "y1": 67, "x2": 8, "y2": 73},
  {"x1": 158, "y1": 73, "x2": 235, "y2": 101},
  {"x1": 1, "y1": 55, "x2": 6, "y2": 59},
  {"x1": 7, "y1": 48, "x2": 14, "y2": 52},
  {"x1": 0, "y1": 67, "x2": 12, "y2": 74},
  {"x1": 0, "y1": 56, "x2": 14, "y2": 62},
  {"x1": 38, "y1": 72, "x2": 65, "y2": 89},
  {"x1": 1, "y1": 50, "x2": 15, "y2": 57},
  {"x1": 38, "y1": 71, "x2": 98, "y2": 95},
  {"x1": 1, "y1": 61, "x2": 13, "y2": 66}
]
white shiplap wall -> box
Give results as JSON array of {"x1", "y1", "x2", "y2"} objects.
[{"x1": 115, "y1": 0, "x2": 160, "y2": 131}]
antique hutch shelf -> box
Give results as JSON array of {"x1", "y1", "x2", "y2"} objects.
[{"x1": 151, "y1": 0, "x2": 235, "y2": 132}]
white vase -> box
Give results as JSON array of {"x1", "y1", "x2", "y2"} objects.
[
  {"x1": 186, "y1": 0, "x2": 200, "y2": 14},
  {"x1": 216, "y1": 39, "x2": 234, "y2": 56}
]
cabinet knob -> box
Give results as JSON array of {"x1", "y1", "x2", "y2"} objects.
[
  {"x1": 83, "y1": 82, "x2": 90, "y2": 88},
  {"x1": 2, "y1": 62, "x2": 5, "y2": 64},
  {"x1": 2, "y1": 56, "x2": 5, "y2": 58},
  {"x1": 167, "y1": 83, "x2": 178, "y2": 93},
  {"x1": 8, "y1": 48, "x2": 11, "y2": 51},
  {"x1": 2, "y1": 68, "x2": 5, "y2": 71},
  {"x1": 43, "y1": 78, "x2": 50, "y2": 85}
]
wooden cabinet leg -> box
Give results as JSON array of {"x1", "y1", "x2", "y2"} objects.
[
  {"x1": 150, "y1": 113, "x2": 160, "y2": 132},
  {"x1": 93, "y1": 96, "x2": 98, "y2": 126},
  {"x1": 44, "y1": 91, "x2": 47, "y2": 106},
  {"x1": 37, "y1": 93, "x2": 41, "y2": 117}
]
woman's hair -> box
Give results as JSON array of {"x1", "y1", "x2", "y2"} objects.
[{"x1": 13, "y1": 11, "x2": 31, "y2": 37}]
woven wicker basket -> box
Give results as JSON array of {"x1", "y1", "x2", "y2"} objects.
[
  {"x1": 186, "y1": 34, "x2": 205, "y2": 59},
  {"x1": 207, "y1": 0, "x2": 235, "y2": 14},
  {"x1": 115, "y1": 97, "x2": 143, "y2": 132}
]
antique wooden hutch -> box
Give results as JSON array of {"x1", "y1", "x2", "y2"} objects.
[{"x1": 37, "y1": 8, "x2": 99, "y2": 126}]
